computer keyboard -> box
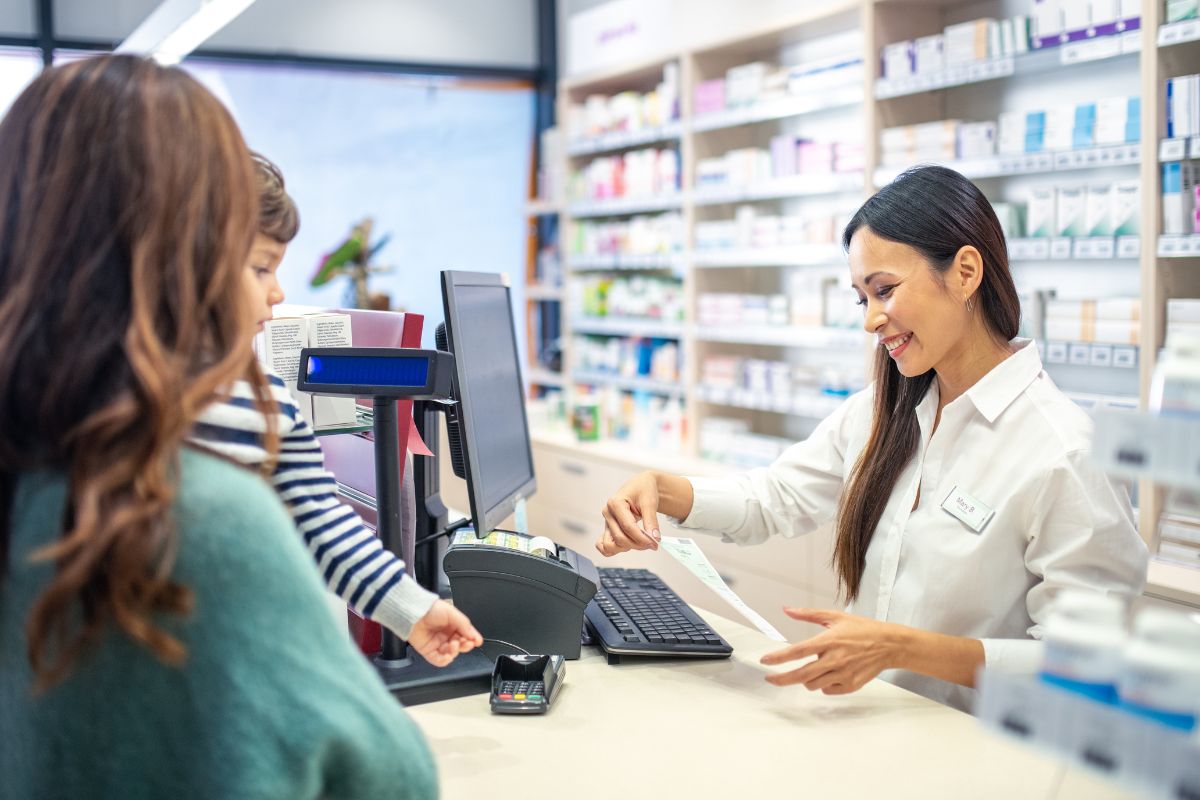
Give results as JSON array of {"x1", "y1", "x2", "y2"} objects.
[{"x1": 584, "y1": 567, "x2": 733, "y2": 663}]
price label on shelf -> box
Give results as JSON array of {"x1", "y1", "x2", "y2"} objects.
[
  {"x1": 1112, "y1": 347, "x2": 1137, "y2": 368},
  {"x1": 1068, "y1": 343, "x2": 1091, "y2": 365},
  {"x1": 1089, "y1": 345, "x2": 1113, "y2": 367},
  {"x1": 1073, "y1": 238, "x2": 1094, "y2": 258},
  {"x1": 1161, "y1": 138, "x2": 1188, "y2": 161},
  {"x1": 1050, "y1": 238, "x2": 1073, "y2": 259},
  {"x1": 1120, "y1": 30, "x2": 1140, "y2": 53},
  {"x1": 1029, "y1": 239, "x2": 1050, "y2": 259},
  {"x1": 1191, "y1": 137, "x2": 1200, "y2": 159},
  {"x1": 1089, "y1": 237, "x2": 1115, "y2": 259},
  {"x1": 1044, "y1": 341, "x2": 1069, "y2": 364},
  {"x1": 1116, "y1": 236, "x2": 1140, "y2": 259}
]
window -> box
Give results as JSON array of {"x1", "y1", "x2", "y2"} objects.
[
  {"x1": 0, "y1": 47, "x2": 41, "y2": 118},
  {"x1": 185, "y1": 59, "x2": 535, "y2": 349}
]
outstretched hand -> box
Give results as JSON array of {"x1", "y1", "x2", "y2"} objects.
[
  {"x1": 407, "y1": 600, "x2": 484, "y2": 667},
  {"x1": 759, "y1": 608, "x2": 904, "y2": 695}
]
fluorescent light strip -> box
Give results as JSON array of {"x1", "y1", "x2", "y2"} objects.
[{"x1": 117, "y1": 0, "x2": 257, "y2": 65}]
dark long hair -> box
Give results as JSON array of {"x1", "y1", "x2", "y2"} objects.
[
  {"x1": 834, "y1": 166, "x2": 1021, "y2": 601},
  {"x1": 0, "y1": 56, "x2": 263, "y2": 689}
]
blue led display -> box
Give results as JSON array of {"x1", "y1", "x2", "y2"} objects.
[{"x1": 306, "y1": 354, "x2": 430, "y2": 387}]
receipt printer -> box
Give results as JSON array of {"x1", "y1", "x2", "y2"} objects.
[{"x1": 444, "y1": 529, "x2": 599, "y2": 659}]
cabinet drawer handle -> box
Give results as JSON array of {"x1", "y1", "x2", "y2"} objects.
[
  {"x1": 559, "y1": 461, "x2": 587, "y2": 476},
  {"x1": 560, "y1": 518, "x2": 589, "y2": 535}
]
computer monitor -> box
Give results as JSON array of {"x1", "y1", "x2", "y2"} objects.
[{"x1": 438, "y1": 270, "x2": 536, "y2": 537}]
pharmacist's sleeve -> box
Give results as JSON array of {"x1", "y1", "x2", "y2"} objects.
[
  {"x1": 982, "y1": 449, "x2": 1149, "y2": 673},
  {"x1": 678, "y1": 388, "x2": 867, "y2": 546}
]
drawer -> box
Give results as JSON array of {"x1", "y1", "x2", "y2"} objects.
[{"x1": 533, "y1": 444, "x2": 643, "y2": 520}]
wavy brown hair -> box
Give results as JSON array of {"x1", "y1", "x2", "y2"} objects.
[
  {"x1": 0, "y1": 55, "x2": 266, "y2": 689},
  {"x1": 835, "y1": 166, "x2": 1021, "y2": 601}
]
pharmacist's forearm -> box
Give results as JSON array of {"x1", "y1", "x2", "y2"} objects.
[
  {"x1": 895, "y1": 628, "x2": 986, "y2": 688},
  {"x1": 653, "y1": 472, "x2": 695, "y2": 522}
]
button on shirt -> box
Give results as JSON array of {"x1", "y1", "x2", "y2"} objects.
[{"x1": 680, "y1": 340, "x2": 1148, "y2": 711}]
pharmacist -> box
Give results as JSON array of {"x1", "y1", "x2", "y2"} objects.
[{"x1": 595, "y1": 166, "x2": 1149, "y2": 711}]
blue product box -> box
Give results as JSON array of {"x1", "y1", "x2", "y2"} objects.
[{"x1": 1073, "y1": 103, "x2": 1096, "y2": 148}]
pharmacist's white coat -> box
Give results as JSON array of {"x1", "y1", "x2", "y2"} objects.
[{"x1": 680, "y1": 339, "x2": 1149, "y2": 712}]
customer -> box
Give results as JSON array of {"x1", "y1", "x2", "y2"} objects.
[
  {"x1": 0, "y1": 56, "x2": 436, "y2": 799},
  {"x1": 191, "y1": 152, "x2": 483, "y2": 665},
  {"x1": 594, "y1": 166, "x2": 1148, "y2": 711}
]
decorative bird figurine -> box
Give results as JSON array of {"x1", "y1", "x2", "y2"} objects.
[{"x1": 311, "y1": 218, "x2": 393, "y2": 308}]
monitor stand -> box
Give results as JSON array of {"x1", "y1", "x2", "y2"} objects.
[
  {"x1": 370, "y1": 397, "x2": 493, "y2": 706},
  {"x1": 375, "y1": 649, "x2": 493, "y2": 706}
]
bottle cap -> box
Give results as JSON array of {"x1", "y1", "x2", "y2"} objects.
[
  {"x1": 1132, "y1": 607, "x2": 1200, "y2": 650},
  {"x1": 1051, "y1": 588, "x2": 1125, "y2": 627}
]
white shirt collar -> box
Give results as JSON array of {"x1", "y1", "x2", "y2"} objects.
[{"x1": 961, "y1": 338, "x2": 1043, "y2": 424}]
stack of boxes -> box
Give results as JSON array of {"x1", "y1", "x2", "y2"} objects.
[
  {"x1": 570, "y1": 213, "x2": 683, "y2": 260},
  {"x1": 570, "y1": 147, "x2": 679, "y2": 202},
  {"x1": 882, "y1": 15, "x2": 1031, "y2": 81},
  {"x1": 998, "y1": 96, "x2": 1140, "y2": 155},
  {"x1": 1043, "y1": 297, "x2": 1140, "y2": 344},
  {"x1": 571, "y1": 336, "x2": 680, "y2": 383},
  {"x1": 700, "y1": 356, "x2": 864, "y2": 405},
  {"x1": 1162, "y1": 162, "x2": 1199, "y2": 235},
  {"x1": 573, "y1": 274, "x2": 684, "y2": 322},
  {"x1": 1029, "y1": 0, "x2": 1141, "y2": 49},
  {"x1": 566, "y1": 64, "x2": 679, "y2": 140},
  {"x1": 694, "y1": 205, "x2": 854, "y2": 251},
  {"x1": 880, "y1": 120, "x2": 962, "y2": 166},
  {"x1": 1013, "y1": 182, "x2": 1140, "y2": 238},
  {"x1": 697, "y1": 272, "x2": 861, "y2": 332},
  {"x1": 692, "y1": 51, "x2": 863, "y2": 116},
  {"x1": 1166, "y1": 73, "x2": 1199, "y2": 140},
  {"x1": 695, "y1": 139, "x2": 862, "y2": 188}
]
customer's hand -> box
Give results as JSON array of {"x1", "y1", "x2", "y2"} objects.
[
  {"x1": 596, "y1": 471, "x2": 662, "y2": 556},
  {"x1": 408, "y1": 600, "x2": 484, "y2": 667},
  {"x1": 759, "y1": 608, "x2": 905, "y2": 695}
]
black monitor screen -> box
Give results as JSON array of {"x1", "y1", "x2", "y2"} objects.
[{"x1": 441, "y1": 272, "x2": 535, "y2": 533}]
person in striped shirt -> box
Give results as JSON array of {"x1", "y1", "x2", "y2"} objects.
[{"x1": 191, "y1": 153, "x2": 482, "y2": 666}]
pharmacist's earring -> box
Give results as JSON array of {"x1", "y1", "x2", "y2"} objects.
[{"x1": 965, "y1": 296, "x2": 975, "y2": 313}]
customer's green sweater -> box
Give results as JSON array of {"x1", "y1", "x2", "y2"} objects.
[{"x1": 0, "y1": 448, "x2": 437, "y2": 800}]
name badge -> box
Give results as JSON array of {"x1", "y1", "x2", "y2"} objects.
[{"x1": 940, "y1": 485, "x2": 995, "y2": 533}]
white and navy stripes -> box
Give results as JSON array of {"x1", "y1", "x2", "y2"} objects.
[{"x1": 190, "y1": 373, "x2": 436, "y2": 638}]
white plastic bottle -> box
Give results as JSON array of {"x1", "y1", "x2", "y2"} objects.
[
  {"x1": 1148, "y1": 330, "x2": 1200, "y2": 415},
  {"x1": 1040, "y1": 589, "x2": 1128, "y2": 704},
  {"x1": 1117, "y1": 608, "x2": 1200, "y2": 732}
]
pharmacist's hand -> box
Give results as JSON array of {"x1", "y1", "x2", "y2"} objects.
[
  {"x1": 597, "y1": 471, "x2": 661, "y2": 556},
  {"x1": 408, "y1": 600, "x2": 484, "y2": 667},
  {"x1": 759, "y1": 609, "x2": 902, "y2": 695}
]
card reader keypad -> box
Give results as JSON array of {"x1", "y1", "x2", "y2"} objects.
[{"x1": 497, "y1": 681, "x2": 545, "y2": 701}]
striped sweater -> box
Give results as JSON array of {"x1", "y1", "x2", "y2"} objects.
[{"x1": 190, "y1": 372, "x2": 436, "y2": 638}]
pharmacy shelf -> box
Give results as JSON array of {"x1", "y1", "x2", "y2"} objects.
[
  {"x1": 690, "y1": 86, "x2": 864, "y2": 133},
  {"x1": 692, "y1": 245, "x2": 844, "y2": 268},
  {"x1": 1063, "y1": 391, "x2": 1140, "y2": 414},
  {"x1": 876, "y1": 30, "x2": 1140, "y2": 101},
  {"x1": 570, "y1": 370, "x2": 684, "y2": 396},
  {"x1": 694, "y1": 384, "x2": 847, "y2": 419},
  {"x1": 1159, "y1": 137, "x2": 1200, "y2": 162},
  {"x1": 690, "y1": 172, "x2": 864, "y2": 206},
  {"x1": 566, "y1": 122, "x2": 683, "y2": 157},
  {"x1": 525, "y1": 367, "x2": 566, "y2": 387},
  {"x1": 567, "y1": 194, "x2": 683, "y2": 218},
  {"x1": 1158, "y1": 17, "x2": 1200, "y2": 47},
  {"x1": 525, "y1": 199, "x2": 561, "y2": 216},
  {"x1": 571, "y1": 317, "x2": 685, "y2": 339},
  {"x1": 874, "y1": 143, "x2": 1140, "y2": 185},
  {"x1": 1158, "y1": 234, "x2": 1200, "y2": 258},
  {"x1": 1040, "y1": 340, "x2": 1139, "y2": 369},
  {"x1": 1008, "y1": 236, "x2": 1140, "y2": 261},
  {"x1": 695, "y1": 325, "x2": 865, "y2": 349},
  {"x1": 525, "y1": 283, "x2": 564, "y2": 301},
  {"x1": 1092, "y1": 410, "x2": 1200, "y2": 491},
  {"x1": 567, "y1": 253, "x2": 684, "y2": 272}
]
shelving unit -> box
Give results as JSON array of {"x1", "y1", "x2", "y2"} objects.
[{"x1": 527, "y1": 0, "x2": 1200, "y2": 601}]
